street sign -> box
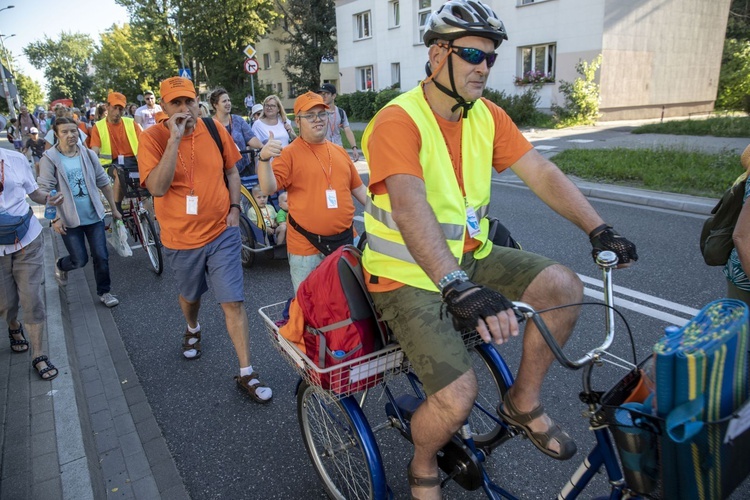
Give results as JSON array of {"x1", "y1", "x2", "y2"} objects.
[
  {"x1": 244, "y1": 58, "x2": 259, "y2": 75},
  {"x1": 179, "y1": 68, "x2": 192, "y2": 80},
  {"x1": 243, "y1": 44, "x2": 256, "y2": 59}
]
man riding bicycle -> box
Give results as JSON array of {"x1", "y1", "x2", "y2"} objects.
[{"x1": 360, "y1": 1, "x2": 638, "y2": 498}]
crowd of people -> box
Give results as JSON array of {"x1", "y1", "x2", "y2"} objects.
[{"x1": 0, "y1": 2, "x2": 648, "y2": 496}]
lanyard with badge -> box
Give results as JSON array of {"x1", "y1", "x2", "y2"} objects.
[
  {"x1": 178, "y1": 134, "x2": 199, "y2": 214},
  {"x1": 302, "y1": 139, "x2": 338, "y2": 208}
]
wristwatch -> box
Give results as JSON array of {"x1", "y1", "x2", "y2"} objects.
[
  {"x1": 438, "y1": 270, "x2": 469, "y2": 292},
  {"x1": 229, "y1": 203, "x2": 241, "y2": 212}
]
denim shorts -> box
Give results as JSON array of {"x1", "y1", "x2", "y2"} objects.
[
  {"x1": 370, "y1": 245, "x2": 556, "y2": 396},
  {"x1": 164, "y1": 226, "x2": 244, "y2": 303},
  {"x1": 288, "y1": 252, "x2": 325, "y2": 293}
]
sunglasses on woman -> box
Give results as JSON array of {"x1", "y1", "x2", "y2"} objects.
[{"x1": 450, "y1": 45, "x2": 498, "y2": 68}]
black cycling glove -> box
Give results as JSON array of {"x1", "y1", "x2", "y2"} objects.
[
  {"x1": 589, "y1": 224, "x2": 638, "y2": 265},
  {"x1": 441, "y1": 280, "x2": 514, "y2": 332}
]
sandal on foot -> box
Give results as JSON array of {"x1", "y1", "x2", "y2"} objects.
[
  {"x1": 32, "y1": 355, "x2": 59, "y2": 381},
  {"x1": 234, "y1": 373, "x2": 272, "y2": 404},
  {"x1": 407, "y1": 460, "x2": 442, "y2": 500},
  {"x1": 182, "y1": 329, "x2": 201, "y2": 360},
  {"x1": 8, "y1": 323, "x2": 29, "y2": 353},
  {"x1": 498, "y1": 392, "x2": 576, "y2": 460}
]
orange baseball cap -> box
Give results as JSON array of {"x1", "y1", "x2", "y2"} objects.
[
  {"x1": 293, "y1": 91, "x2": 329, "y2": 115},
  {"x1": 160, "y1": 77, "x2": 196, "y2": 103},
  {"x1": 107, "y1": 92, "x2": 127, "y2": 108}
]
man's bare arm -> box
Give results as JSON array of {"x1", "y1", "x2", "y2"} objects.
[{"x1": 144, "y1": 113, "x2": 191, "y2": 197}]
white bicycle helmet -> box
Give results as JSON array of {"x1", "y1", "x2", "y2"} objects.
[{"x1": 423, "y1": 0, "x2": 508, "y2": 49}]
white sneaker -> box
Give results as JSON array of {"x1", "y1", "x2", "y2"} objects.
[
  {"x1": 55, "y1": 262, "x2": 68, "y2": 285},
  {"x1": 99, "y1": 293, "x2": 120, "y2": 307}
]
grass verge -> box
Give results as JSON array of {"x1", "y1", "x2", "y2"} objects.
[
  {"x1": 552, "y1": 147, "x2": 742, "y2": 198},
  {"x1": 632, "y1": 116, "x2": 750, "y2": 138}
]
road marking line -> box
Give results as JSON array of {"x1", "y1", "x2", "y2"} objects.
[
  {"x1": 534, "y1": 145, "x2": 557, "y2": 151},
  {"x1": 568, "y1": 139, "x2": 594, "y2": 143},
  {"x1": 578, "y1": 274, "x2": 700, "y2": 316},
  {"x1": 583, "y1": 287, "x2": 690, "y2": 326}
]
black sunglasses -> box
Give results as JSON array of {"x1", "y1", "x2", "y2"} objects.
[{"x1": 450, "y1": 45, "x2": 497, "y2": 68}]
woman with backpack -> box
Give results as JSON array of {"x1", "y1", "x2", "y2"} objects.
[
  {"x1": 208, "y1": 88, "x2": 263, "y2": 176},
  {"x1": 724, "y1": 145, "x2": 750, "y2": 308}
]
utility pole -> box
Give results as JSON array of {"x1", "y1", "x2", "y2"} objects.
[{"x1": 0, "y1": 5, "x2": 15, "y2": 119}]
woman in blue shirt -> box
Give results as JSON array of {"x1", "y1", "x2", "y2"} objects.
[{"x1": 209, "y1": 88, "x2": 264, "y2": 176}]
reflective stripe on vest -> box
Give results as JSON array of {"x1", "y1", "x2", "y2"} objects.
[
  {"x1": 361, "y1": 85, "x2": 495, "y2": 291},
  {"x1": 95, "y1": 117, "x2": 138, "y2": 164}
]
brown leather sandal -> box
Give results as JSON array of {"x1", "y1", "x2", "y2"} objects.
[
  {"x1": 182, "y1": 329, "x2": 201, "y2": 360},
  {"x1": 407, "y1": 460, "x2": 442, "y2": 500},
  {"x1": 498, "y1": 392, "x2": 577, "y2": 460},
  {"x1": 234, "y1": 373, "x2": 272, "y2": 404}
]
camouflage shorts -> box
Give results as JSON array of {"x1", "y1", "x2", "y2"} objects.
[{"x1": 370, "y1": 246, "x2": 556, "y2": 395}]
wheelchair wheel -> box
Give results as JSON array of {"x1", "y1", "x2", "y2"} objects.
[
  {"x1": 297, "y1": 383, "x2": 388, "y2": 500},
  {"x1": 469, "y1": 343, "x2": 512, "y2": 448},
  {"x1": 137, "y1": 211, "x2": 163, "y2": 275},
  {"x1": 238, "y1": 214, "x2": 255, "y2": 268}
]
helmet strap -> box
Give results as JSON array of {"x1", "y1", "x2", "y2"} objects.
[{"x1": 430, "y1": 43, "x2": 475, "y2": 118}]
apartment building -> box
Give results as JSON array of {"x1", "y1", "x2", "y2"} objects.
[{"x1": 333, "y1": 0, "x2": 731, "y2": 120}]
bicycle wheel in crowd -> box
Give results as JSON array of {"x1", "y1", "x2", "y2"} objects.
[
  {"x1": 469, "y1": 343, "x2": 512, "y2": 449},
  {"x1": 238, "y1": 214, "x2": 256, "y2": 268},
  {"x1": 137, "y1": 211, "x2": 163, "y2": 275},
  {"x1": 297, "y1": 383, "x2": 388, "y2": 500}
]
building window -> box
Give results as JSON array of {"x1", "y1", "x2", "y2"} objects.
[
  {"x1": 288, "y1": 82, "x2": 297, "y2": 97},
  {"x1": 265, "y1": 83, "x2": 273, "y2": 93},
  {"x1": 391, "y1": 63, "x2": 401, "y2": 88},
  {"x1": 354, "y1": 11, "x2": 372, "y2": 40},
  {"x1": 274, "y1": 50, "x2": 280, "y2": 63},
  {"x1": 357, "y1": 66, "x2": 374, "y2": 91},
  {"x1": 389, "y1": 1, "x2": 400, "y2": 28},
  {"x1": 263, "y1": 53, "x2": 271, "y2": 70},
  {"x1": 516, "y1": 43, "x2": 556, "y2": 84},
  {"x1": 417, "y1": 0, "x2": 432, "y2": 43},
  {"x1": 276, "y1": 82, "x2": 283, "y2": 95}
]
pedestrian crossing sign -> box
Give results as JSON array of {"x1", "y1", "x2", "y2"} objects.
[{"x1": 179, "y1": 68, "x2": 192, "y2": 80}]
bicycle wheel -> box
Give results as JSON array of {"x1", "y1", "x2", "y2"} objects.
[
  {"x1": 297, "y1": 383, "x2": 388, "y2": 500},
  {"x1": 137, "y1": 211, "x2": 163, "y2": 275},
  {"x1": 469, "y1": 343, "x2": 511, "y2": 448},
  {"x1": 238, "y1": 214, "x2": 256, "y2": 268}
]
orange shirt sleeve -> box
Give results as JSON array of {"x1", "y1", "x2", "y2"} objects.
[
  {"x1": 482, "y1": 98, "x2": 534, "y2": 172},
  {"x1": 89, "y1": 123, "x2": 102, "y2": 149}
]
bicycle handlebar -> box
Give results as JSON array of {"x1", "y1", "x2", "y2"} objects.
[{"x1": 512, "y1": 250, "x2": 619, "y2": 370}]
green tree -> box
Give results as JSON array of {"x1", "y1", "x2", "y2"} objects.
[
  {"x1": 727, "y1": 0, "x2": 750, "y2": 40},
  {"x1": 276, "y1": 0, "x2": 337, "y2": 93},
  {"x1": 24, "y1": 32, "x2": 95, "y2": 104},
  {"x1": 718, "y1": 0, "x2": 750, "y2": 111},
  {"x1": 15, "y1": 74, "x2": 45, "y2": 108},
  {"x1": 118, "y1": 0, "x2": 276, "y2": 99},
  {"x1": 92, "y1": 23, "x2": 177, "y2": 102}
]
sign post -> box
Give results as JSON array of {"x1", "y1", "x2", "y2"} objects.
[{"x1": 243, "y1": 44, "x2": 257, "y2": 105}]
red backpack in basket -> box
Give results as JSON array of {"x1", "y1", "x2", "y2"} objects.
[{"x1": 295, "y1": 245, "x2": 389, "y2": 394}]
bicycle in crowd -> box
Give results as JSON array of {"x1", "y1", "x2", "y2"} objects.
[
  {"x1": 260, "y1": 249, "x2": 750, "y2": 499},
  {"x1": 111, "y1": 166, "x2": 163, "y2": 275}
]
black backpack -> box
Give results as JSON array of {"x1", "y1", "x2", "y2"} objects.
[{"x1": 700, "y1": 176, "x2": 748, "y2": 266}]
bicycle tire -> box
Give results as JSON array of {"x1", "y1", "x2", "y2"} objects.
[
  {"x1": 469, "y1": 343, "x2": 511, "y2": 448},
  {"x1": 297, "y1": 383, "x2": 388, "y2": 500},
  {"x1": 238, "y1": 214, "x2": 256, "y2": 268},
  {"x1": 137, "y1": 211, "x2": 163, "y2": 275}
]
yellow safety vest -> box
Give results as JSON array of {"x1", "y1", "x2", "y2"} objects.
[
  {"x1": 361, "y1": 85, "x2": 495, "y2": 291},
  {"x1": 95, "y1": 117, "x2": 138, "y2": 164}
]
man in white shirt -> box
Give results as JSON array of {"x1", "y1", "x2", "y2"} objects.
[
  {"x1": 134, "y1": 90, "x2": 162, "y2": 130},
  {"x1": 0, "y1": 147, "x2": 63, "y2": 380}
]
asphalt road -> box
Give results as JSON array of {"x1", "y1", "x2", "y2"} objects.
[{"x1": 105, "y1": 181, "x2": 749, "y2": 499}]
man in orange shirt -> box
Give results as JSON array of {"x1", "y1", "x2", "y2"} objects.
[
  {"x1": 361, "y1": 1, "x2": 638, "y2": 497},
  {"x1": 257, "y1": 91, "x2": 367, "y2": 292},
  {"x1": 137, "y1": 77, "x2": 272, "y2": 404},
  {"x1": 90, "y1": 92, "x2": 142, "y2": 213}
]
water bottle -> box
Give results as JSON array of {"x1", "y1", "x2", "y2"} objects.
[{"x1": 45, "y1": 190, "x2": 57, "y2": 220}]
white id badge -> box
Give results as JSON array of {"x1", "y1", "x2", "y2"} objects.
[
  {"x1": 325, "y1": 189, "x2": 338, "y2": 209},
  {"x1": 466, "y1": 206, "x2": 481, "y2": 238},
  {"x1": 186, "y1": 195, "x2": 199, "y2": 215},
  {"x1": 118, "y1": 155, "x2": 125, "y2": 165}
]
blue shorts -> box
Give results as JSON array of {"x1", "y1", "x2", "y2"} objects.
[{"x1": 164, "y1": 226, "x2": 244, "y2": 303}]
